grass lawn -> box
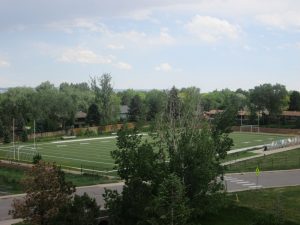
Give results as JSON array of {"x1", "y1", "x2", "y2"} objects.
[
  {"x1": 227, "y1": 148, "x2": 300, "y2": 172},
  {"x1": 221, "y1": 151, "x2": 258, "y2": 163},
  {"x1": 0, "y1": 164, "x2": 119, "y2": 195},
  {"x1": 203, "y1": 186, "x2": 300, "y2": 225},
  {"x1": 0, "y1": 132, "x2": 290, "y2": 173}
]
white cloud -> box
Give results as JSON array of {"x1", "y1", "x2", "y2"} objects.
[
  {"x1": 115, "y1": 62, "x2": 132, "y2": 70},
  {"x1": 185, "y1": 15, "x2": 240, "y2": 43},
  {"x1": 296, "y1": 43, "x2": 300, "y2": 49},
  {"x1": 107, "y1": 44, "x2": 125, "y2": 50},
  {"x1": 58, "y1": 48, "x2": 112, "y2": 64},
  {"x1": 48, "y1": 18, "x2": 107, "y2": 33},
  {"x1": 0, "y1": 59, "x2": 10, "y2": 67},
  {"x1": 257, "y1": 12, "x2": 300, "y2": 30},
  {"x1": 155, "y1": 63, "x2": 173, "y2": 72}
]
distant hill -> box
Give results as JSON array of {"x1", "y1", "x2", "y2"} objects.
[{"x1": 0, "y1": 88, "x2": 8, "y2": 93}]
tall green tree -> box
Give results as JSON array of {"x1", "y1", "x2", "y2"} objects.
[
  {"x1": 128, "y1": 95, "x2": 144, "y2": 122},
  {"x1": 288, "y1": 91, "x2": 300, "y2": 111},
  {"x1": 145, "y1": 90, "x2": 166, "y2": 121},
  {"x1": 91, "y1": 74, "x2": 114, "y2": 124},
  {"x1": 249, "y1": 84, "x2": 289, "y2": 123},
  {"x1": 104, "y1": 127, "x2": 166, "y2": 225},
  {"x1": 148, "y1": 174, "x2": 190, "y2": 225},
  {"x1": 86, "y1": 103, "x2": 101, "y2": 126}
]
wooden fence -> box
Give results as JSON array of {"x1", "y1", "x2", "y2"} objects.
[{"x1": 232, "y1": 126, "x2": 300, "y2": 135}]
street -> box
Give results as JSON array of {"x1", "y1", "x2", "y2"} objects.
[{"x1": 1, "y1": 169, "x2": 300, "y2": 221}]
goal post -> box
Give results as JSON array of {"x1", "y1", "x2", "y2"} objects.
[{"x1": 239, "y1": 125, "x2": 260, "y2": 133}]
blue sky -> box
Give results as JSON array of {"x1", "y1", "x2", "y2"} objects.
[{"x1": 0, "y1": 0, "x2": 300, "y2": 92}]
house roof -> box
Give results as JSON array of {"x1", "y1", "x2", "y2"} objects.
[
  {"x1": 282, "y1": 111, "x2": 300, "y2": 117},
  {"x1": 75, "y1": 111, "x2": 87, "y2": 119}
]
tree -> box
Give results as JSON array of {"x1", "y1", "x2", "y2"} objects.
[
  {"x1": 288, "y1": 91, "x2": 300, "y2": 111},
  {"x1": 249, "y1": 84, "x2": 289, "y2": 118},
  {"x1": 145, "y1": 90, "x2": 166, "y2": 121},
  {"x1": 128, "y1": 95, "x2": 143, "y2": 122},
  {"x1": 86, "y1": 103, "x2": 101, "y2": 126},
  {"x1": 10, "y1": 161, "x2": 75, "y2": 225},
  {"x1": 166, "y1": 86, "x2": 181, "y2": 120},
  {"x1": 91, "y1": 74, "x2": 114, "y2": 124},
  {"x1": 0, "y1": 120, "x2": 4, "y2": 139},
  {"x1": 104, "y1": 127, "x2": 166, "y2": 225},
  {"x1": 52, "y1": 193, "x2": 101, "y2": 225},
  {"x1": 104, "y1": 86, "x2": 233, "y2": 224},
  {"x1": 148, "y1": 174, "x2": 190, "y2": 225}
]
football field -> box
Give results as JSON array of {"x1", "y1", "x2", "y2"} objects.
[{"x1": 0, "y1": 132, "x2": 292, "y2": 173}]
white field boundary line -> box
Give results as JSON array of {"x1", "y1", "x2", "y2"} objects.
[
  {"x1": 63, "y1": 165, "x2": 118, "y2": 174},
  {"x1": 51, "y1": 133, "x2": 148, "y2": 144},
  {"x1": 41, "y1": 152, "x2": 114, "y2": 162},
  {"x1": 227, "y1": 145, "x2": 264, "y2": 155}
]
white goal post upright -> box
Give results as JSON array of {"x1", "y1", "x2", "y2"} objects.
[{"x1": 240, "y1": 125, "x2": 260, "y2": 133}]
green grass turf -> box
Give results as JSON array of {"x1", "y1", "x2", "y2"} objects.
[
  {"x1": 229, "y1": 132, "x2": 290, "y2": 149},
  {"x1": 221, "y1": 151, "x2": 258, "y2": 163},
  {"x1": 0, "y1": 132, "x2": 291, "y2": 172},
  {"x1": 0, "y1": 165, "x2": 119, "y2": 195},
  {"x1": 227, "y1": 148, "x2": 300, "y2": 172}
]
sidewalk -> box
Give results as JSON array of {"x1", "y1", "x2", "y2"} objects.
[
  {"x1": 222, "y1": 144, "x2": 300, "y2": 166},
  {"x1": 0, "y1": 219, "x2": 22, "y2": 225}
]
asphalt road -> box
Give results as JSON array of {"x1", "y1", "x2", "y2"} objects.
[
  {"x1": 1, "y1": 169, "x2": 300, "y2": 221},
  {"x1": 0, "y1": 182, "x2": 123, "y2": 221},
  {"x1": 225, "y1": 169, "x2": 300, "y2": 192}
]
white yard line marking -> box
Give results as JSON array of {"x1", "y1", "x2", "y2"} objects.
[
  {"x1": 51, "y1": 133, "x2": 148, "y2": 144},
  {"x1": 57, "y1": 145, "x2": 67, "y2": 147},
  {"x1": 248, "y1": 185, "x2": 262, "y2": 188},
  {"x1": 242, "y1": 183, "x2": 256, "y2": 186},
  {"x1": 42, "y1": 154, "x2": 116, "y2": 165},
  {"x1": 236, "y1": 181, "x2": 250, "y2": 184},
  {"x1": 255, "y1": 140, "x2": 263, "y2": 142},
  {"x1": 80, "y1": 143, "x2": 90, "y2": 145},
  {"x1": 243, "y1": 141, "x2": 250, "y2": 144}
]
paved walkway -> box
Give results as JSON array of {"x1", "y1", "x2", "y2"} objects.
[
  {"x1": 0, "y1": 219, "x2": 22, "y2": 225},
  {"x1": 222, "y1": 144, "x2": 300, "y2": 166}
]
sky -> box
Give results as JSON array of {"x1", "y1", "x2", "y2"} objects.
[{"x1": 0, "y1": 0, "x2": 300, "y2": 92}]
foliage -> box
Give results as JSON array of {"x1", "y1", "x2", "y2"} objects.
[
  {"x1": 105, "y1": 86, "x2": 234, "y2": 225},
  {"x1": 10, "y1": 161, "x2": 76, "y2": 225},
  {"x1": 3, "y1": 127, "x2": 11, "y2": 144},
  {"x1": 104, "y1": 127, "x2": 166, "y2": 225},
  {"x1": 86, "y1": 103, "x2": 101, "y2": 126},
  {"x1": 128, "y1": 95, "x2": 144, "y2": 122},
  {"x1": 51, "y1": 193, "x2": 101, "y2": 225},
  {"x1": 32, "y1": 153, "x2": 42, "y2": 164},
  {"x1": 288, "y1": 91, "x2": 300, "y2": 111},
  {"x1": 249, "y1": 83, "x2": 289, "y2": 118},
  {"x1": 147, "y1": 173, "x2": 190, "y2": 225},
  {"x1": 91, "y1": 74, "x2": 117, "y2": 124}
]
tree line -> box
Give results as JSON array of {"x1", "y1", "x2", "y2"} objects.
[{"x1": 1, "y1": 74, "x2": 299, "y2": 143}]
